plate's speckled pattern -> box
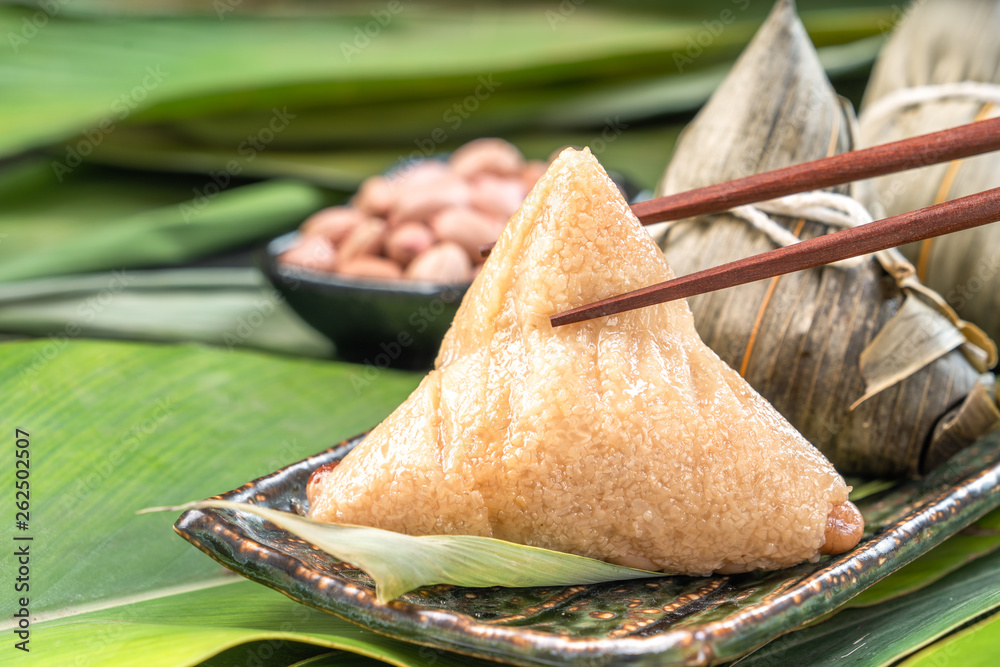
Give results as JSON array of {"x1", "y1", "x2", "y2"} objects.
[{"x1": 175, "y1": 432, "x2": 1000, "y2": 666}]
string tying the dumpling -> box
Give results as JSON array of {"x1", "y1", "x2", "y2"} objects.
[
  {"x1": 859, "y1": 82, "x2": 1000, "y2": 282},
  {"x1": 860, "y1": 81, "x2": 1000, "y2": 136},
  {"x1": 722, "y1": 190, "x2": 997, "y2": 395},
  {"x1": 727, "y1": 190, "x2": 874, "y2": 269}
]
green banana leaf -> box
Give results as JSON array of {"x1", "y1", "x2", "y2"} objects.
[
  {"x1": 53, "y1": 0, "x2": 899, "y2": 19},
  {"x1": 0, "y1": 337, "x2": 505, "y2": 667},
  {"x1": 25, "y1": 582, "x2": 474, "y2": 667},
  {"x1": 900, "y1": 610, "x2": 1000, "y2": 667},
  {"x1": 0, "y1": 4, "x2": 894, "y2": 161},
  {"x1": 0, "y1": 339, "x2": 420, "y2": 616},
  {"x1": 85, "y1": 124, "x2": 685, "y2": 192},
  {"x1": 2, "y1": 337, "x2": 999, "y2": 665},
  {"x1": 0, "y1": 5, "x2": 760, "y2": 158},
  {"x1": 84, "y1": 33, "x2": 877, "y2": 151},
  {"x1": 0, "y1": 159, "x2": 328, "y2": 283},
  {"x1": 0, "y1": 268, "x2": 333, "y2": 357}
]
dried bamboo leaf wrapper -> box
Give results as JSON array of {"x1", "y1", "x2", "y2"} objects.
[
  {"x1": 654, "y1": 0, "x2": 989, "y2": 478},
  {"x1": 858, "y1": 0, "x2": 1000, "y2": 341}
]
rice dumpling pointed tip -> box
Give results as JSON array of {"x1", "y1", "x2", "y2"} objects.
[{"x1": 775, "y1": 0, "x2": 797, "y2": 14}]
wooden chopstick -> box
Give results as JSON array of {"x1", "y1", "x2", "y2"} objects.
[
  {"x1": 550, "y1": 186, "x2": 1000, "y2": 327},
  {"x1": 480, "y1": 116, "x2": 1000, "y2": 258}
]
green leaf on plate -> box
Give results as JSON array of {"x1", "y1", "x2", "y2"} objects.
[
  {"x1": 145, "y1": 499, "x2": 661, "y2": 603},
  {"x1": 846, "y1": 477, "x2": 897, "y2": 502},
  {"x1": 196, "y1": 640, "x2": 330, "y2": 667}
]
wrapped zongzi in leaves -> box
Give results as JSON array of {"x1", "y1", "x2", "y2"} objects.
[
  {"x1": 654, "y1": 0, "x2": 997, "y2": 478},
  {"x1": 858, "y1": 0, "x2": 1000, "y2": 342},
  {"x1": 308, "y1": 147, "x2": 863, "y2": 576}
]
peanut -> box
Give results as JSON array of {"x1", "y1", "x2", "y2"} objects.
[
  {"x1": 300, "y1": 206, "x2": 365, "y2": 243},
  {"x1": 280, "y1": 236, "x2": 338, "y2": 272},
  {"x1": 338, "y1": 218, "x2": 387, "y2": 263},
  {"x1": 385, "y1": 222, "x2": 436, "y2": 266},
  {"x1": 405, "y1": 242, "x2": 472, "y2": 283},
  {"x1": 450, "y1": 138, "x2": 525, "y2": 178},
  {"x1": 820, "y1": 501, "x2": 865, "y2": 555},
  {"x1": 521, "y1": 160, "x2": 548, "y2": 191},
  {"x1": 351, "y1": 175, "x2": 395, "y2": 217},
  {"x1": 338, "y1": 256, "x2": 404, "y2": 280},
  {"x1": 390, "y1": 174, "x2": 470, "y2": 225},
  {"x1": 470, "y1": 174, "x2": 528, "y2": 220},
  {"x1": 431, "y1": 207, "x2": 499, "y2": 262}
]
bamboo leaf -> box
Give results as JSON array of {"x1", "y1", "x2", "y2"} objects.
[
  {"x1": 0, "y1": 268, "x2": 333, "y2": 358},
  {"x1": 900, "y1": 610, "x2": 1000, "y2": 667},
  {"x1": 734, "y1": 546, "x2": 1000, "y2": 666},
  {"x1": 85, "y1": 123, "x2": 685, "y2": 192},
  {"x1": 0, "y1": 338, "x2": 419, "y2": 623},
  {"x1": 25, "y1": 581, "x2": 471, "y2": 667},
  {"x1": 0, "y1": 5, "x2": 895, "y2": 160},
  {"x1": 846, "y1": 477, "x2": 896, "y2": 501},
  {"x1": 0, "y1": 179, "x2": 324, "y2": 283},
  {"x1": 144, "y1": 500, "x2": 661, "y2": 604},
  {"x1": 843, "y1": 507, "x2": 1000, "y2": 609}
]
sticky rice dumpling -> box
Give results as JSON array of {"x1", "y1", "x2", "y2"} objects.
[{"x1": 308, "y1": 148, "x2": 861, "y2": 576}]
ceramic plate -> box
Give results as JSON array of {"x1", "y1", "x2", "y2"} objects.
[{"x1": 175, "y1": 431, "x2": 1000, "y2": 666}]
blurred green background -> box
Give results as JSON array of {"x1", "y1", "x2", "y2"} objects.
[
  {"x1": 2, "y1": 2, "x2": 999, "y2": 666},
  {"x1": 0, "y1": 0, "x2": 902, "y2": 356}
]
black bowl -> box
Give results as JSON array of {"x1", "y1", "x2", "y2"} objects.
[{"x1": 257, "y1": 232, "x2": 469, "y2": 370}]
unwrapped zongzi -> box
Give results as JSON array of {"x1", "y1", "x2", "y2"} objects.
[{"x1": 309, "y1": 147, "x2": 862, "y2": 576}]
